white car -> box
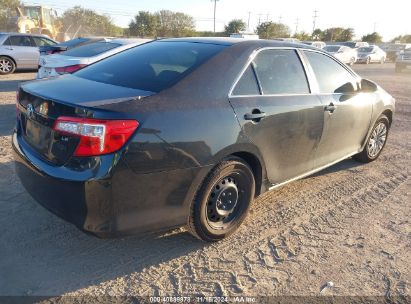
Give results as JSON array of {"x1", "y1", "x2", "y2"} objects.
[
  {"x1": 356, "y1": 46, "x2": 386, "y2": 64},
  {"x1": 37, "y1": 38, "x2": 151, "y2": 79},
  {"x1": 323, "y1": 45, "x2": 357, "y2": 65}
]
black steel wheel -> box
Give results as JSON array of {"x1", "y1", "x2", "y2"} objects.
[{"x1": 187, "y1": 156, "x2": 255, "y2": 242}]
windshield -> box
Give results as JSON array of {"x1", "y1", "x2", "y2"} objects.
[
  {"x1": 61, "y1": 41, "x2": 120, "y2": 57},
  {"x1": 358, "y1": 47, "x2": 373, "y2": 53},
  {"x1": 75, "y1": 41, "x2": 227, "y2": 93},
  {"x1": 324, "y1": 46, "x2": 340, "y2": 52}
]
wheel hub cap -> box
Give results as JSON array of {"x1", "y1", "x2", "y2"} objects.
[
  {"x1": 208, "y1": 177, "x2": 239, "y2": 221},
  {"x1": 0, "y1": 60, "x2": 12, "y2": 72}
]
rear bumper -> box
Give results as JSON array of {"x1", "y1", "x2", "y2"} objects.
[{"x1": 12, "y1": 131, "x2": 209, "y2": 237}]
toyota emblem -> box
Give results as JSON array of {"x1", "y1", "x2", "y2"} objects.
[{"x1": 27, "y1": 103, "x2": 35, "y2": 118}]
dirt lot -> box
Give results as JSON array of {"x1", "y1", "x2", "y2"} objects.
[{"x1": 0, "y1": 64, "x2": 410, "y2": 301}]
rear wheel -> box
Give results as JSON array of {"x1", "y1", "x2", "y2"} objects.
[
  {"x1": 0, "y1": 56, "x2": 16, "y2": 75},
  {"x1": 353, "y1": 115, "x2": 390, "y2": 163},
  {"x1": 380, "y1": 57, "x2": 385, "y2": 64},
  {"x1": 187, "y1": 157, "x2": 255, "y2": 242},
  {"x1": 366, "y1": 57, "x2": 371, "y2": 64}
]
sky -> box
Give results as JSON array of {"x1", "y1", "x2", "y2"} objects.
[{"x1": 25, "y1": 0, "x2": 411, "y2": 41}]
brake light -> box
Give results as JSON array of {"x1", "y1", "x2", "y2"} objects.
[
  {"x1": 55, "y1": 64, "x2": 87, "y2": 74},
  {"x1": 53, "y1": 117, "x2": 139, "y2": 156}
]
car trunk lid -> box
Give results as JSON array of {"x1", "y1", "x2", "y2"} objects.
[{"x1": 17, "y1": 76, "x2": 153, "y2": 165}]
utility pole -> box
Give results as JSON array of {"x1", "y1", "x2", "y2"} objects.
[
  {"x1": 295, "y1": 18, "x2": 299, "y2": 34},
  {"x1": 278, "y1": 15, "x2": 282, "y2": 24},
  {"x1": 211, "y1": 0, "x2": 219, "y2": 33},
  {"x1": 258, "y1": 13, "x2": 263, "y2": 25},
  {"x1": 312, "y1": 9, "x2": 319, "y2": 34},
  {"x1": 247, "y1": 11, "x2": 251, "y2": 31}
]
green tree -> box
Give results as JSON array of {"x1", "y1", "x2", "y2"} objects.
[
  {"x1": 322, "y1": 27, "x2": 354, "y2": 41},
  {"x1": 256, "y1": 22, "x2": 291, "y2": 39},
  {"x1": 224, "y1": 19, "x2": 246, "y2": 35},
  {"x1": 391, "y1": 35, "x2": 411, "y2": 43},
  {"x1": 156, "y1": 10, "x2": 195, "y2": 37},
  {"x1": 312, "y1": 28, "x2": 325, "y2": 40},
  {"x1": 361, "y1": 32, "x2": 383, "y2": 43},
  {"x1": 0, "y1": 0, "x2": 22, "y2": 31},
  {"x1": 60, "y1": 6, "x2": 121, "y2": 36},
  {"x1": 129, "y1": 11, "x2": 158, "y2": 37},
  {"x1": 293, "y1": 31, "x2": 311, "y2": 41}
]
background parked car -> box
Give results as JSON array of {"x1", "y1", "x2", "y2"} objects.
[
  {"x1": 37, "y1": 38, "x2": 151, "y2": 78},
  {"x1": 0, "y1": 32, "x2": 57, "y2": 74},
  {"x1": 302, "y1": 41, "x2": 326, "y2": 49},
  {"x1": 395, "y1": 48, "x2": 411, "y2": 72},
  {"x1": 39, "y1": 36, "x2": 113, "y2": 56},
  {"x1": 386, "y1": 43, "x2": 411, "y2": 62},
  {"x1": 327, "y1": 41, "x2": 369, "y2": 49},
  {"x1": 323, "y1": 45, "x2": 357, "y2": 65},
  {"x1": 356, "y1": 46, "x2": 386, "y2": 64}
]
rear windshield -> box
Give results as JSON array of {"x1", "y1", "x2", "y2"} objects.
[
  {"x1": 324, "y1": 46, "x2": 340, "y2": 52},
  {"x1": 358, "y1": 47, "x2": 373, "y2": 52},
  {"x1": 74, "y1": 41, "x2": 227, "y2": 93},
  {"x1": 59, "y1": 37, "x2": 90, "y2": 47},
  {"x1": 61, "y1": 41, "x2": 120, "y2": 57}
]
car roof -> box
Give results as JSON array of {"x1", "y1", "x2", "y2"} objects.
[
  {"x1": 156, "y1": 37, "x2": 320, "y2": 51},
  {"x1": 0, "y1": 32, "x2": 52, "y2": 38},
  {"x1": 108, "y1": 38, "x2": 152, "y2": 45}
]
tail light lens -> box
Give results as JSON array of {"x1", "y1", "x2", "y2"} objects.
[
  {"x1": 55, "y1": 64, "x2": 87, "y2": 74},
  {"x1": 53, "y1": 117, "x2": 139, "y2": 156}
]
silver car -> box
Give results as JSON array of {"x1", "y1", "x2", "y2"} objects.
[
  {"x1": 0, "y1": 32, "x2": 57, "y2": 75},
  {"x1": 356, "y1": 46, "x2": 386, "y2": 64}
]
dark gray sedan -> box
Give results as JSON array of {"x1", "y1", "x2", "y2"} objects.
[{"x1": 13, "y1": 38, "x2": 395, "y2": 241}]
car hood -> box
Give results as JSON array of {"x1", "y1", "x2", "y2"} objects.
[{"x1": 21, "y1": 74, "x2": 154, "y2": 107}]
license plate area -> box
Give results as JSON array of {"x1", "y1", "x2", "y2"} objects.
[{"x1": 22, "y1": 115, "x2": 52, "y2": 155}]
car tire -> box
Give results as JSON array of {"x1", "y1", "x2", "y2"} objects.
[
  {"x1": 187, "y1": 156, "x2": 255, "y2": 242},
  {"x1": 349, "y1": 57, "x2": 355, "y2": 66},
  {"x1": 380, "y1": 57, "x2": 385, "y2": 64},
  {"x1": 353, "y1": 115, "x2": 390, "y2": 163},
  {"x1": 0, "y1": 56, "x2": 16, "y2": 75},
  {"x1": 366, "y1": 57, "x2": 371, "y2": 64}
]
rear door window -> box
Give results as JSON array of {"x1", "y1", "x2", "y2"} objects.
[
  {"x1": 32, "y1": 37, "x2": 56, "y2": 46},
  {"x1": 232, "y1": 64, "x2": 260, "y2": 96},
  {"x1": 304, "y1": 51, "x2": 357, "y2": 93},
  {"x1": 61, "y1": 42, "x2": 121, "y2": 57},
  {"x1": 5, "y1": 36, "x2": 35, "y2": 47},
  {"x1": 252, "y1": 49, "x2": 309, "y2": 95},
  {"x1": 75, "y1": 41, "x2": 227, "y2": 93}
]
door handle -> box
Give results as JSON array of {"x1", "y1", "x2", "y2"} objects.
[
  {"x1": 325, "y1": 103, "x2": 336, "y2": 113},
  {"x1": 244, "y1": 111, "x2": 266, "y2": 121}
]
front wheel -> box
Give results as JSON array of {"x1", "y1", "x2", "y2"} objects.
[
  {"x1": 187, "y1": 157, "x2": 255, "y2": 242},
  {"x1": 0, "y1": 56, "x2": 16, "y2": 75},
  {"x1": 353, "y1": 115, "x2": 390, "y2": 163}
]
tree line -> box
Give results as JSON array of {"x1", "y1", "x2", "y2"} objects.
[{"x1": 1, "y1": 1, "x2": 410, "y2": 43}]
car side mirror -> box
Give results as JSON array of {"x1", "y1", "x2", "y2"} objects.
[
  {"x1": 334, "y1": 82, "x2": 356, "y2": 94},
  {"x1": 360, "y1": 78, "x2": 378, "y2": 93}
]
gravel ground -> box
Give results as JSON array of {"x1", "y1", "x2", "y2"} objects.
[{"x1": 0, "y1": 64, "x2": 410, "y2": 300}]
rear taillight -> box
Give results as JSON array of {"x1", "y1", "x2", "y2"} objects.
[
  {"x1": 53, "y1": 117, "x2": 139, "y2": 156},
  {"x1": 55, "y1": 64, "x2": 87, "y2": 74}
]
